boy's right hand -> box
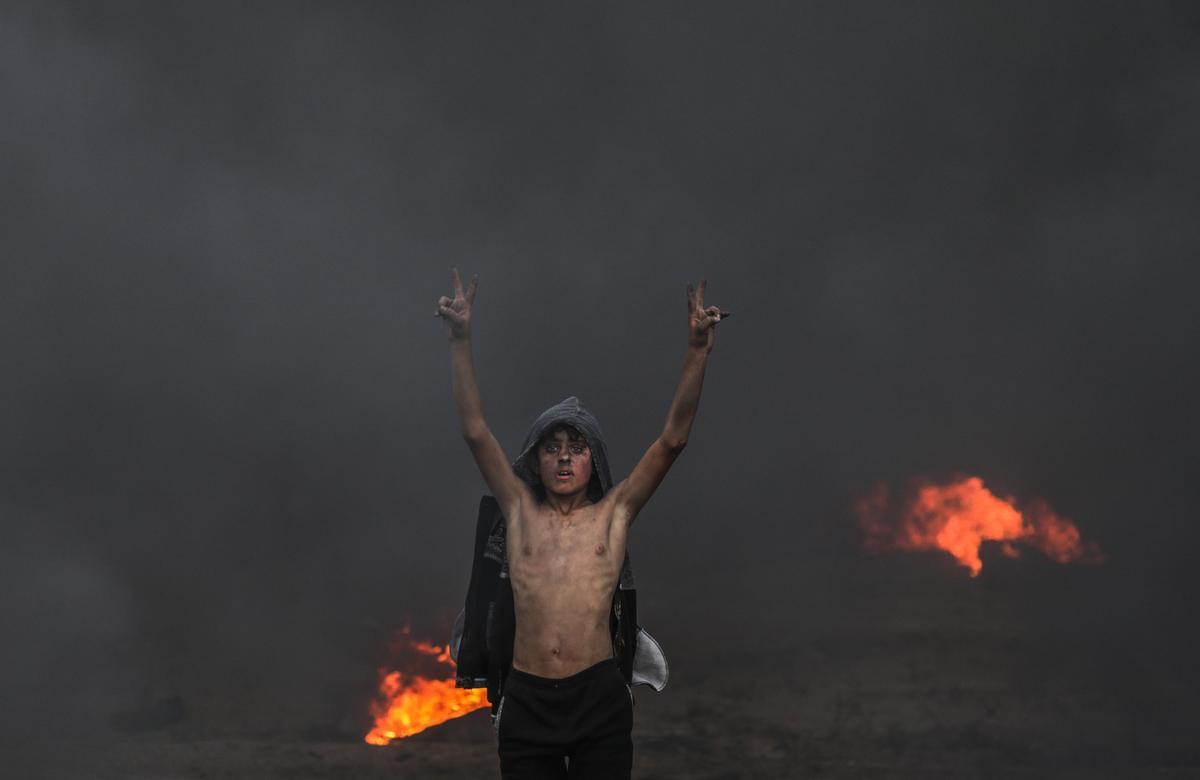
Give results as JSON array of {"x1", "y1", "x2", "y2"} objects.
[{"x1": 434, "y1": 267, "x2": 478, "y2": 341}]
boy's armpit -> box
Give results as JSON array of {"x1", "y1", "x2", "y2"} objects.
[{"x1": 611, "y1": 437, "x2": 684, "y2": 527}]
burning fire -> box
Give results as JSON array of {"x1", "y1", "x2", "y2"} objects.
[
  {"x1": 364, "y1": 628, "x2": 489, "y2": 746},
  {"x1": 855, "y1": 476, "x2": 1105, "y2": 576}
]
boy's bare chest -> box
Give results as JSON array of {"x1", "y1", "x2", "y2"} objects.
[{"x1": 508, "y1": 509, "x2": 621, "y2": 584}]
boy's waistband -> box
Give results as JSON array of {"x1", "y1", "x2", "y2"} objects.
[{"x1": 508, "y1": 657, "x2": 618, "y2": 690}]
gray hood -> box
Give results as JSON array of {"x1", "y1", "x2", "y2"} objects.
[{"x1": 511, "y1": 396, "x2": 613, "y2": 505}]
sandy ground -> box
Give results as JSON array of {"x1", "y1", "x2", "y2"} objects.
[{"x1": 8, "y1": 561, "x2": 1198, "y2": 779}]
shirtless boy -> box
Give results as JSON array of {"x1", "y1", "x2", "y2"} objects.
[{"x1": 434, "y1": 268, "x2": 725, "y2": 778}]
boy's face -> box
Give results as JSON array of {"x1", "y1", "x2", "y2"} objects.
[{"x1": 534, "y1": 428, "x2": 593, "y2": 496}]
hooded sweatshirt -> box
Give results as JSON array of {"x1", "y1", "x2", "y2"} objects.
[{"x1": 450, "y1": 396, "x2": 668, "y2": 711}]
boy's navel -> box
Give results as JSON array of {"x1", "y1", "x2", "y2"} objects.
[{"x1": 595, "y1": 543, "x2": 605, "y2": 555}]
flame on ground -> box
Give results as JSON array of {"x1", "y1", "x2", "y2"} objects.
[
  {"x1": 855, "y1": 476, "x2": 1105, "y2": 577},
  {"x1": 364, "y1": 630, "x2": 489, "y2": 745}
]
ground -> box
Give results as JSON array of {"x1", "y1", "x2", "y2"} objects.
[{"x1": 9, "y1": 558, "x2": 1196, "y2": 779}]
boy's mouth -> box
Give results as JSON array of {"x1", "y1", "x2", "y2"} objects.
[{"x1": 556, "y1": 470, "x2": 573, "y2": 481}]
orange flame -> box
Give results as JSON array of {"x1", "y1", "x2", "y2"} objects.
[
  {"x1": 364, "y1": 630, "x2": 489, "y2": 745},
  {"x1": 855, "y1": 476, "x2": 1105, "y2": 576}
]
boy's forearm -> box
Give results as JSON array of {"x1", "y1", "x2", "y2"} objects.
[
  {"x1": 661, "y1": 345, "x2": 710, "y2": 449},
  {"x1": 449, "y1": 338, "x2": 489, "y2": 439}
]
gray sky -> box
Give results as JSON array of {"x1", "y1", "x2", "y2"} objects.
[{"x1": 3, "y1": 1, "x2": 1198, "y2": 737}]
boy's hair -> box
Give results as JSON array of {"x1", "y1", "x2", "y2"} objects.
[{"x1": 541, "y1": 423, "x2": 588, "y2": 446}]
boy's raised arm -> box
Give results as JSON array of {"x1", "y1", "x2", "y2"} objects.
[
  {"x1": 612, "y1": 279, "x2": 728, "y2": 527},
  {"x1": 435, "y1": 268, "x2": 533, "y2": 519}
]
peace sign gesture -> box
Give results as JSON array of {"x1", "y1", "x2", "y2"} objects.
[
  {"x1": 686, "y1": 279, "x2": 730, "y2": 352},
  {"x1": 434, "y1": 267, "x2": 479, "y2": 341}
]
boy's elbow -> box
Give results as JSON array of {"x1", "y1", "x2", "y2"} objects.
[
  {"x1": 461, "y1": 422, "x2": 489, "y2": 443},
  {"x1": 661, "y1": 436, "x2": 688, "y2": 453}
]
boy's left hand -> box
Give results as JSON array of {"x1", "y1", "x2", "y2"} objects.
[{"x1": 686, "y1": 279, "x2": 728, "y2": 352}]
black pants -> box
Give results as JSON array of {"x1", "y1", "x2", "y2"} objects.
[{"x1": 495, "y1": 657, "x2": 634, "y2": 779}]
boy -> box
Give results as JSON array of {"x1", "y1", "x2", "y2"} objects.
[{"x1": 434, "y1": 269, "x2": 725, "y2": 778}]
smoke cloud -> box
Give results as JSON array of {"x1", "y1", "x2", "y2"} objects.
[{"x1": 2, "y1": 1, "x2": 1198, "y2": 751}]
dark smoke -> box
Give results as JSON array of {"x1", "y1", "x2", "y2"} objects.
[{"x1": 2, "y1": 1, "x2": 1198, "y2": 760}]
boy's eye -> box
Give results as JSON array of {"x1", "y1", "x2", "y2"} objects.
[{"x1": 544, "y1": 443, "x2": 585, "y2": 454}]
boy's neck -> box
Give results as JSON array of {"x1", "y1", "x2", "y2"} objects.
[{"x1": 541, "y1": 491, "x2": 593, "y2": 517}]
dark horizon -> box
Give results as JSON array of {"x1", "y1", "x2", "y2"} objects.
[{"x1": 3, "y1": 2, "x2": 1199, "y2": 775}]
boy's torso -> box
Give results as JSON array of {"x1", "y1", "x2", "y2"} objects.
[{"x1": 506, "y1": 494, "x2": 629, "y2": 679}]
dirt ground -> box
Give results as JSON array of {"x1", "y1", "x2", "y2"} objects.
[
  {"x1": 9, "y1": 642, "x2": 1197, "y2": 780},
  {"x1": 8, "y1": 560, "x2": 1197, "y2": 779}
]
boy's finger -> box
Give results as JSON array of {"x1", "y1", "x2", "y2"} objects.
[
  {"x1": 686, "y1": 282, "x2": 695, "y2": 311},
  {"x1": 452, "y1": 267, "x2": 463, "y2": 296},
  {"x1": 697, "y1": 279, "x2": 706, "y2": 308},
  {"x1": 466, "y1": 273, "x2": 479, "y2": 304}
]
